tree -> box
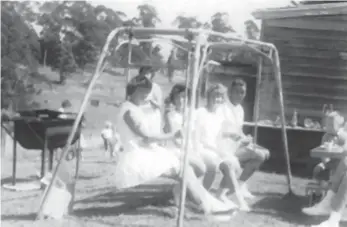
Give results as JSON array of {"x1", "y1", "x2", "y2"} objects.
[
  {"x1": 136, "y1": 4, "x2": 161, "y2": 62},
  {"x1": 1, "y1": 2, "x2": 41, "y2": 109},
  {"x1": 244, "y1": 19, "x2": 259, "y2": 40},
  {"x1": 209, "y1": 12, "x2": 235, "y2": 42},
  {"x1": 171, "y1": 15, "x2": 207, "y2": 67},
  {"x1": 38, "y1": 1, "x2": 125, "y2": 82},
  {"x1": 173, "y1": 15, "x2": 207, "y2": 29}
]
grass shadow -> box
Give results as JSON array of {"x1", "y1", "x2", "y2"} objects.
[
  {"x1": 1, "y1": 175, "x2": 38, "y2": 185},
  {"x1": 74, "y1": 184, "x2": 174, "y2": 217},
  {"x1": 252, "y1": 192, "x2": 331, "y2": 226},
  {"x1": 1, "y1": 212, "x2": 36, "y2": 221},
  {"x1": 77, "y1": 175, "x2": 100, "y2": 181}
]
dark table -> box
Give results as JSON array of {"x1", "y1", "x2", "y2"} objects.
[
  {"x1": 243, "y1": 122, "x2": 325, "y2": 177},
  {"x1": 4, "y1": 109, "x2": 81, "y2": 190}
]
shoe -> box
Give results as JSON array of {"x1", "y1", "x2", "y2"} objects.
[
  {"x1": 217, "y1": 194, "x2": 238, "y2": 210},
  {"x1": 302, "y1": 203, "x2": 331, "y2": 216},
  {"x1": 241, "y1": 184, "x2": 255, "y2": 200},
  {"x1": 311, "y1": 219, "x2": 339, "y2": 227},
  {"x1": 238, "y1": 201, "x2": 251, "y2": 212},
  {"x1": 40, "y1": 172, "x2": 53, "y2": 185},
  {"x1": 172, "y1": 185, "x2": 180, "y2": 206}
]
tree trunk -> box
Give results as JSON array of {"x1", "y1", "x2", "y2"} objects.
[
  {"x1": 59, "y1": 71, "x2": 66, "y2": 85},
  {"x1": 43, "y1": 50, "x2": 47, "y2": 67}
]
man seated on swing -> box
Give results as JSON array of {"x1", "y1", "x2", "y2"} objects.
[{"x1": 212, "y1": 78, "x2": 271, "y2": 200}]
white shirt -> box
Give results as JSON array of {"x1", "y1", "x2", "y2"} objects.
[
  {"x1": 101, "y1": 128, "x2": 114, "y2": 139},
  {"x1": 218, "y1": 99, "x2": 244, "y2": 135},
  {"x1": 146, "y1": 82, "x2": 163, "y2": 107}
]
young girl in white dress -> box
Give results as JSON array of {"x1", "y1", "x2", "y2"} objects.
[
  {"x1": 194, "y1": 84, "x2": 250, "y2": 211},
  {"x1": 112, "y1": 76, "x2": 235, "y2": 216}
]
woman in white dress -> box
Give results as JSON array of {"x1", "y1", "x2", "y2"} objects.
[
  {"x1": 113, "y1": 76, "x2": 234, "y2": 216},
  {"x1": 194, "y1": 84, "x2": 250, "y2": 211},
  {"x1": 163, "y1": 83, "x2": 206, "y2": 179}
]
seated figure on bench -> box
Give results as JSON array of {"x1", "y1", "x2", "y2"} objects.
[
  {"x1": 313, "y1": 112, "x2": 345, "y2": 182},
  {"x1": 303, "y1": 124, "x2": 347, "y2": 227}
]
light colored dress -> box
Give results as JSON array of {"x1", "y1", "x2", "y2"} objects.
[
  {"x1": 194, "y1": 107, "x2": 226, "y2": 165},
  {"x1": 111, "y1": 101, "x2": 180, "y2": 189},
  {"x1": 166, "y1": 109, "x2": 197, "y2": 158}
]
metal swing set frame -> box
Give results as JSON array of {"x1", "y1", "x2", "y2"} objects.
[{"x1": 37, "y1": 27, "x2": 293, "y2": 227}]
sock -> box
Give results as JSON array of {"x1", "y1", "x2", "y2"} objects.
[
  {"x1": 325, "y1": 190, "x2": 335, "y2": 200},
  {"x1": 329, "y1": 211, "x2": 341, "y2": 223},
  {"x1": 218, "y1": 188, "x2": 228, "y2": 198}
]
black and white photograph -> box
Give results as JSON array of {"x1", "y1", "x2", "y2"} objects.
[{"x1": 1, "y1": 0, "x2": 347, "y2": 226}]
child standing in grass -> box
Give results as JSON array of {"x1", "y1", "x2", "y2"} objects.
[{"x1": 101, "y1": 121, "x2": 122, "y2": 158}]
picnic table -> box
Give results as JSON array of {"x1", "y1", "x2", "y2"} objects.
[
  {"x1": 243, "y1": 121, "x2": 325, "y2": 176},
  {"x1": 2, "y1": 109, "x2": 82, "y2": 192},
  {"x1": 310, "y1": 145, "x2": 346, "y2": 159}
]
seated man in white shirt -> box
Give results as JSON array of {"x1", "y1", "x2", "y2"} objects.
[{"x1": 218, "y1": 78, "x2": 270, "y2": 199}]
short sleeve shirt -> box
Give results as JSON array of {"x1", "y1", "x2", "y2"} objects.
[{"x1": 217, "y1": 99, "x2": 244, "y2": 135}]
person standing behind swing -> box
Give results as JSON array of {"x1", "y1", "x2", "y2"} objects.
[
  {"x1": 218, "y1": 78, "x2": 270, "y2": 200},
  {"x1": 138, "y1": 66, "x2": 164, "y2": 135}
]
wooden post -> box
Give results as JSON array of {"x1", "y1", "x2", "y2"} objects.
[
  {"x1": 12, "y1": 130, "x2": 17, "y2": 186},
  {"x1": 41, "y1": 134, "x2": 48, "y2": 178},
  {"x1": 1, "y1": 126, "x2": 6, "y2": 158}
]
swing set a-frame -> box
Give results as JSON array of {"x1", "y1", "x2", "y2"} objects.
[{"x1": 36, "y1": 27, "x2": 293, "y2": 227}]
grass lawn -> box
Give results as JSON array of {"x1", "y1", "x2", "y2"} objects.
[{"x1": 1, "y1": 68, "x2": 346, "y2": 227}]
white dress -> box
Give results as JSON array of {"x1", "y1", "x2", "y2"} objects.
[
  {"x1": 194, "y1": 107, "x2": 225, "y2": 165},
  {"x1": 111, "y1": 101, "x2": 180, "y2": 189},
  {"x1": 166, "y1": 109, "x2": 197, "y2": 159}
]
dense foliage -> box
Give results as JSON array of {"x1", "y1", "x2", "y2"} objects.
[{"x1": 1, "y1": 1, "x2": 260, "y2": 109}]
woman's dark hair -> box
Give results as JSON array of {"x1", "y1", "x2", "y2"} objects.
[
  {"x1": 166, "y1": 83, "x2": 190, "y2": 105},
  {"x1": 126, "y1": 75, "x2": 153, "y2": 98}
]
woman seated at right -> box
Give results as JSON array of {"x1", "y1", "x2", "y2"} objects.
[
  {"x1": 112, "y1": 76, "x2": 234, "y2": 216},
  {"x1": 313, "y1": 112, "x2": 345, "y2": 182},
  {"x1": 302, "y1": 116, "x2": 347, "y2": 227}
]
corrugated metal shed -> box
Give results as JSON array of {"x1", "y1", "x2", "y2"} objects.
[{"x1": 253, "y1": 1, "x2": 347, "y2": 122}]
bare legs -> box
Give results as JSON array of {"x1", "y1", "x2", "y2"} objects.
[
  {"x1": 173, "y1": 165, "x2": 234, "y2": 215},
  {"x1": 233, "y1": 145, "x2": 270, "y2": 198},
  {"x1": 303, "y1": 157, "x2": 347, "y2": 227},
  {"x1": 218, "y1": 160, "x2": 249, "y2": 211}
]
